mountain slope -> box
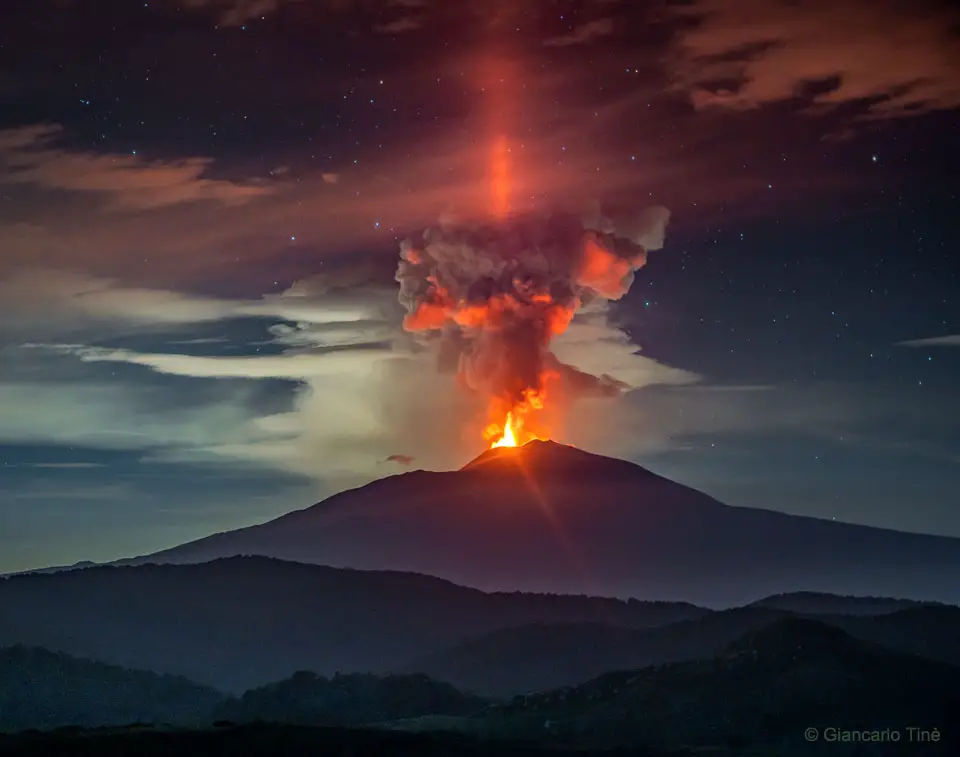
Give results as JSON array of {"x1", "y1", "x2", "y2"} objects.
[
  {"x1": 216, "y1": 672, "x2": 486, "y2": 726},
  {"x1": 0, "y1": 557, "x2": 703, "y2": 693},
  {"x1": 485, "y1": 617, "x2": 958, "y2": 751},
  {"x1": 403, "y1": 603, "x2": 960, "y2": 697},
  {"x1": 401, "y1": 607, "x2": 786, "y2": 696},
  {"x1": 828, "y1": 605, "x2": 960, "y2": 667},
  {"x1": 0, "y1": 646, "x2": 223, "y2": 732},
  {"x1": 118, "y1": 441, "x2": 960, "y2": 607}
]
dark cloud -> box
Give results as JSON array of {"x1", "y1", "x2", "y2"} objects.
[
  {"x1": 181, "y1": 0, "x2": 431, "y2": 29},
  {"x1": 666, "y1": 0, "x2": 960, "y2": 123},
  {"x1": 0, "y1": 124, "x2": 274, "y2": 210},
  {"x1": 182, "y1": 0, "x2": 287, "y2": 26},
  {"x1": 543, "y1": 18, "x2": 615, "y2": 47},
  {"x1": 898, "y1": 334, "x2": 960, "y2": 347}
]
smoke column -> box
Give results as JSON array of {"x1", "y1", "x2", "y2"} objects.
[{"x1": 395, "y1": 204, "x2": 671, "y2": 445}]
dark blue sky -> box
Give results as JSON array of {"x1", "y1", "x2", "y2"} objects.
[{"x1": 0, "y1": 0, "x2": 958, "y2": 572}]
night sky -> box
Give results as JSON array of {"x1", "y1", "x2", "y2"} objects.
[{"x1": 1, "y1": 0, "x2": 958, "y2": 573}]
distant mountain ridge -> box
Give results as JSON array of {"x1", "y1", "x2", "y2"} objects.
[
  {"x1": 0, "y1": 556, "x2": 705, "y2": 692},
  {"x1": 401, "y1": 603, "x2": 960, "y2": 696},
  {"x1": 749, "y1": 590, "x2": 944, "y2": 615},
  {"x1": 3, "y1": 556, "x2": 959, "y2": 698},
  {"x1": 95, "y1": 440, "x2": 960, "y2": 607}
]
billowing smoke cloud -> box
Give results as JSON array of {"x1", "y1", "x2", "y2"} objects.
[{"x1": 395, "y1": 204, "x2": 671, "y2": 440}]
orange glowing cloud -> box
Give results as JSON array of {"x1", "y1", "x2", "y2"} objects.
[{"x1": 576, "y1": 235, "x2": 645, "y2": 300}]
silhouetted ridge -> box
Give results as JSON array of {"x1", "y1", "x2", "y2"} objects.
[
  {"x1": 725, "y1": 616, "x2": 864, "y2": 660},
  {"x1": 217, "y1": 671, "x2": 485, "y2": 726},
  {"x1": 0, "y1": 645, "x2": 223, "y2": 731},
  {"x1": 0, "y1": 556, "x2": 705, "y2": 692},
  {"x1": 751, "y1": 590, "x2": 940, "y2": 616}
]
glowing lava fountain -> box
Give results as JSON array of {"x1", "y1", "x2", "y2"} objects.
[{"x1": 490, "y1": 412, "x2": 519, "y2": 448}]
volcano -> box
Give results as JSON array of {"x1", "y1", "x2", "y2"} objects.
[{"x1": 117, "y1": 441, "x2": 960, "y2": 607}]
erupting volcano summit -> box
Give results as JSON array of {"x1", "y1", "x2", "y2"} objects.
[{"x1": 395, "y1": 205, "x2": 671, "y2": 448}]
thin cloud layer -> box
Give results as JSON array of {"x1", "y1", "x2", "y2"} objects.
[
  {"x1": 2, "y1": 269, "x2": 701, "y2": 480},
  {"x1": 898, "y1": 334, "x2": 960, "y2": 347},
  {"x1": 182, "y1": 0, "x2": 285, "y2": 25},
  {"x1": 0, "y1": 124, "x2": 275, "y2": 210},
  {"x1": 543, "y1": 19, "x2": 616, "y2": 47},
  {"x1": 0, "y1": 270, "x2": 396, "y2": 336},
  {"x1": 181, "y1": 0, "x2": 429, "y2": 29},
  {"x1": 666, "y1": 0, "x2": 960, "y2": 121}
]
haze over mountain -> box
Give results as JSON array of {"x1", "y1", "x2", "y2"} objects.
[
  {"x1": 5, "y1": 554, "x2": 959, "y2": 699},
  {"x1": 0, "y1": 557, "x2": 702, "y2": 692},
  {"x1": 116, "y1": 441, "x2": 960, "y2": 608}
]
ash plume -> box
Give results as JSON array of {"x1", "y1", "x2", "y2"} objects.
[{"x1": 395, "y1": 204, "x2": 670, "y2": 427}]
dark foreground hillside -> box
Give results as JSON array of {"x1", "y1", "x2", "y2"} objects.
[
  {"x1": 1, "y1": 617, "x2": 955, "y2": 754},
  {"x1": 404, "y1": 603, "x2": 960, "y2": 696},
  {"x1": 0, "y1": 647, "x2": 223, "y2": 732},
  {"x1": 216, "y1": 671, "x2": 487, "y2": 725},
  {"x1": 0, "y1": 724, "x2": 692, "y2": 757},
  {"x1": 483, "y1": 618, "x2": 957, "y2": 753}
]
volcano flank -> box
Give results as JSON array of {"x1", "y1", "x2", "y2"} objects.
[{"x1": 113, "y1": 441, "x2": 960, "y2": 608}]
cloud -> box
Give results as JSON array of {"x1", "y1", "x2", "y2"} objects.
[
  {"x1": 665, "y1": 0, "x2": 960, "y2": 122},
  {"x1": 561, "y1": 379, "x2": 931, "y2": 464},
  {"x1": 0, "y1": 379, "x2": 259, "y2": 453},
  {"x1": 181, "y1": 0, "x2": 429, "y2": 29},
  {"x1": 373, "y1": 1, "x2": 429, "y2": 33},
  {"x1": 4, "y1": 262, "x2": 703, "y2": 481},
  {"x1": 0, "y1": 99, "x2": 718, "y2": 285},
  {"x1": 0, "y1": 270, "x2": 245, "y2": 329},
  {"x1": 50, "y1": 344, "x2": 402, "y2": 381},
  {"x1": 0, "y1": 480, "x2": 134, "y2": 501},
  {"x1": 552, "y1": 307, "x2": 701, "y2": 390},
  {"x1": 0, "y1": 270, "x2": 395, "y2": 338},
  {"x1": 182, "y1": 0, "x2": 284, "y2": 25},
  {"x1": 898, "y1": 334, "x2": 960, "y2": 347},
  {"x1": 5, "y1": 269, "x2": 953, "y2": 499},
  {"x1": 6, "y1": 462, "x2": 106, "y2": 470},
  {"x1": 543, "y1": 18, "x2": 615, "y2": 47},
  {"x1": 373, "y1": 16, "x2": 423, "y2": 34},
  {"x1": 0, "y1": 124, "x2": 275, "y2": 210}
]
